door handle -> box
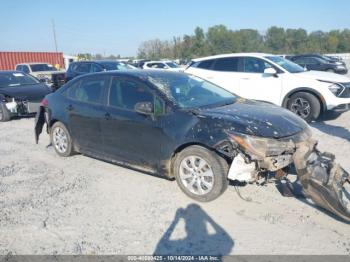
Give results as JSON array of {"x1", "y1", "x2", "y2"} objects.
[
  {"x1": 104, "y1": 112, "x2": 111, "y2": 120},
  {"x1": 66, "y1": 105, "x2": 74, "y2": 111}
]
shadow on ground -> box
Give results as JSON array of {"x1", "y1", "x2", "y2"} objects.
[
  {"x1": 274, "y1": 166, "x2": 350, "y2": 224},
  {"x1": 311, "y1": 112, "x2": 350, "y2": 142},
  {"x1": 154, "y1": 204, "x2": 234, "y2": 255}
]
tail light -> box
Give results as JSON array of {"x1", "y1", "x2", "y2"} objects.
[{"x1": 41, "y1": 98, "x2": 48, "y2": 107}]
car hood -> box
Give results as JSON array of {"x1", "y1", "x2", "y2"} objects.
[
  {"x1": 197, "y1": 99, "x2": 308, "y2": 138},
  {"x1": 0, "y1": 83, "x2": 52, "y2": 101},
  {"x1": 294, "y1": 70, "x2": 350, "y2": 83}
]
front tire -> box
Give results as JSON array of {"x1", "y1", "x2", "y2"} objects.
[
  {"x1": 287, "y1": 92, "x2": 321, "y2": 123},
  {"x1": 173, "y1": 145, "x2": 228, "y2": 202},
  {"x1": 50, "y1": 122, "x2": 74, "y2": 157}
]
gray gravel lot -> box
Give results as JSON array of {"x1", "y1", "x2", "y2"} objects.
[{"x1": 0, "y1": 112, "x2": 350, "y2": 255}]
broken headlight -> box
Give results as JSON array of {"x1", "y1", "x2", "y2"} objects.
[{"x1": 227, "y1": 128, "x2": 312, "y2": 159}]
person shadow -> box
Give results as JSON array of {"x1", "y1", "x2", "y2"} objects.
[{"x1": 153, "y1": 204, "x2": 234, "y2": 256}]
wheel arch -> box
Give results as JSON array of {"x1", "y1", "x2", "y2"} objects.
[
  {"x1": 282, "y1": 87, "x2": 326, "y2": 113},
  {"x1": 166, "y1": 141, "x2": 232, "y2": 178}
]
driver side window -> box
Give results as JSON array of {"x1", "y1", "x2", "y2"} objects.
[
  {"x1": 109, "y1": 77, "x2": 154, "y2": 111},
  {"x1": 244, "y1": 57, "x2": 272, "y2": 73}
]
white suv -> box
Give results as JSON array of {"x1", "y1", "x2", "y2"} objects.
[{"x1": 185, "y1": 53, "x2": 350, "y2": 122}]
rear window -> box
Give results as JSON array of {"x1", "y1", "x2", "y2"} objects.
[
  {"x1": 196, "y1": 59, "x2": 215, "y2": 69},
  {"x1": 75, "y1": 63, "x2": 91, "y2": 73},
  {"x1": 213, "y1": 57, "x2": 240, "y2": 72},
  {"x1": 30, "y1": 64, "x2": 57, "y2": 72}
]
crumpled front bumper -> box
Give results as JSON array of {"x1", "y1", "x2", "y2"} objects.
[{"x1": 293, "y1": 138, "x2": 350, "y2": 222}]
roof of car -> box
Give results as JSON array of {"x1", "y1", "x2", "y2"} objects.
[
  {"x1": 0, "y1": 70, "x2": 25, "y2": 74},
  {"x1": 73, "y1": 60, "x2": 121, "y2": 64},
  {"x1": 290, "y1": 53, "x2": 323, "y2": 58},
  {"x1": 16, "y1": 62, "x2": 52, "y2": 65},
  {"x1": 72, "y1": 69, "x2": 185, "y2": 80},
  {"x1": 145, "y1": 60, "x2": 174, "y2": 63},
  {"x1": 192, "y1": 53, "x2": 274, "y2": 62}
]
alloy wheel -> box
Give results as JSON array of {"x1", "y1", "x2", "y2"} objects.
[
  {"x1": 290, "y1": 97, "x2": 311, "y2": 119},
  {"x1": 52, "y1": 127, "x2": 68, "y2": 154},
  {"x1": 179, "y1": 155, "x2": 214, "y2": 195}
]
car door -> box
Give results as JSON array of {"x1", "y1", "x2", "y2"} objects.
[
  {"x1": 238, "y1": 57, "x2": 283, "y2": 105},
  {"x1": 189, "y1": 57, "x2": 243, "y2": 95},
  {"x1": 304, "y1": 57, "x2": 321, "y2": 71},
  {"x1": 100, "y1": 76, "x2": 165, "y2": 169},
  {"x1": 66, "y1": 75, "x2": 110, "y2": 154},
  {"x1": 293, "y1": 57, "x2": 307, "y2": 69}
]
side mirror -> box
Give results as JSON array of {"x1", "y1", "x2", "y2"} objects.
[
  {"x1": 134, "y1": 101, "x2": 154, "y2": 115},
  {"x1": 263, "y1": 67, "x2": 277, "y2": 75}
]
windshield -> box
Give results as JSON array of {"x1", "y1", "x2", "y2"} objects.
[
  {"x1": 147, "y1": 73, "x2": 236, "y2": 108},
  {"x1": 30, "y1": 64, "x2": 57, "y2": 72},
  {"x1": 266, "y1": 56, "x2": 304, "y2": 73},
  {"x1": 166, "y1": 62, "x2": 179, "y2": 68},
  {"x1": 99, "y1": 61, "x2": 134, "y2": 71},
  {"x1": 0, "y1": 72, "x2": 39, "y2": 88}
]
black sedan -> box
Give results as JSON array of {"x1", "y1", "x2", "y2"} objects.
[
  {"x1": 65, "y1": 60, "x2": 135, "y2": 82},
  {"x1": 0, "y1": 71, "x2": 52, "y2": 122},
  {"x1": 289, "y1": 54, "x2": 348, "y2": 74},
  {"x1": 34, "y1": 70, "x2": 350, "y2": 220}
]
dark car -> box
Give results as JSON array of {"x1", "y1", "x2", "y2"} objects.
[
  {"x1": 65, "y1": 60, "x2": 134, "y2": 82},
  {"x1": 0, "y1": 71, "x2": 52, "y2": 122},
  {"x1": 34, "y1": 71, "x2": 350, "y2": 220},
  {"x1": 289, "y1": 54, "x2": 348, "y2": 74}
]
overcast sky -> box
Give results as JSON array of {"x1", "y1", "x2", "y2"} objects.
[{"x1": 1, "y1": 0, "x2": 349, "y2": 57}]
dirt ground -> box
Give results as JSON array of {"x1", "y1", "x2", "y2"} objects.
[{"x1": 0, "y1": 111, "x2": 350, "y2": 255}]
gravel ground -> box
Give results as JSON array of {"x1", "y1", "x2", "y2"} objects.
[{"x1": 0, "y1": 111, "x2": 350, "y2": 255}]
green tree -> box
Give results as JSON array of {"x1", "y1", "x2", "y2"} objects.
[
  {"x1": 77, "y1": 53, "x2": 92, "y2": 61},
  {"x1": 236, "y1": 29, "x2": 264, "y2": 52},
  {"x1": 265, "y1": 26, "x2": 286, "y2": 53},
  {"x1": 137, "y1": 25, "x2": 350, "y2": 60},
  {"x1": 206, "y1": 25, "x2": 234, "y2": 55},
  {"x1": 285, "y1": 28, "x2": 308, "y2": 54}
]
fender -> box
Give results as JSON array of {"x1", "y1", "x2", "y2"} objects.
[{"x1": 281, "y1": 87, "x2": 326, "y2": 112}]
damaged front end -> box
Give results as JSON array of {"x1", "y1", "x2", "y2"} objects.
[
  {"x1": 2, "y1": 96, "x2": 41, "y2": 116},
  {"x1": 220, "y1": 128, "x2": 350, "y2": 222},
  {"x1": 293, "y1": 138, "x2": 350, "y2": 222}
]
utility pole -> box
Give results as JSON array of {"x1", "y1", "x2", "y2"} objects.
[{"x1": 51, "y1": 19, "x2": 58, "y2": 52}]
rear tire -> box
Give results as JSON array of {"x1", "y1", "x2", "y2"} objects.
[
  {"x1": 287, "y1": 92, "x2": 321, "y2": 123},
  {"x1": 0, "y1": 103, "x2": 11, "y2": 122},
  {"x1": 173, "y1": 145, "x2": 228, "y2": 202},
  {"x1": 50, "y1": 122, "x2": 74, "y2": 157}
]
